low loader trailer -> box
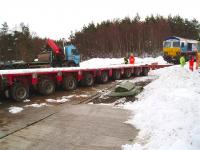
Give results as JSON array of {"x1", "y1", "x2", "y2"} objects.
[{"x1": 0, "y1": 63, "x2": 170, "y2": 101}]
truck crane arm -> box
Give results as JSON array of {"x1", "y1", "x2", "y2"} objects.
[{"x1": 47, "y1": 39, "x2": 61, "y2": 55}]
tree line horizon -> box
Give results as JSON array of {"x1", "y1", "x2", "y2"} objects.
[{"x1": 0, "y1": 14, "x2": 200, "y2": 62}]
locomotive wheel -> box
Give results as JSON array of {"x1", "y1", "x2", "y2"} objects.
[
  {"x1": 98, "y1": 71, "x2": 109, "y2": 84},
  {"x1": 38, "y1": 79, "x2": 55, "y2": 95},
  {"x1": 62, "y1": 76, "x2": 77, "y2": 91},
  {"x1": 10, "y1": 83, "x2": 29, "y2": 101},
  {"x1": 112, "y1": 70, "x2": 121, "y2": 80},
  {"x1": 81, "y1": 73, "x2": 94, "y2": 86},
  {"x1": 123, "y1": 69, "x2": 132, "y2": 78}
]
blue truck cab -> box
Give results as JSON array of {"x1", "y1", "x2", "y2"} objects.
[{"x1": 64, "y1": 44, "x2": 80, "y2": 66}]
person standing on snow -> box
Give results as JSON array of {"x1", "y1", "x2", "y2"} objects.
[
  {"x1": 124, "y1": 57, "x2": 128, "y2": 64},
  {"x1": 189, "y1": 56, "x2": 194, "y2": 71},
  {"x1": 196, "y1": 52, "x2": 200, "y2": 70},
  {"x1": 129, "y1": 53, "x2": 135, "y2": 64},
  {"x1": 179, "y1": 55, "x2": 186, "y2": 67}
]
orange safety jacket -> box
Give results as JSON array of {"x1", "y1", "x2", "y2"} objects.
[{"x1": 129, "y1": 56, "x2": 135, "y2": 64}]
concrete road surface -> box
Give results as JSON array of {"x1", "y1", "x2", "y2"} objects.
[{"x1": 0, "y1": 104, "x2": 138, "y2": 150}]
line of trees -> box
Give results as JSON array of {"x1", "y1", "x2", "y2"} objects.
[
  {"x1": 0, "y1": 14, "x2": 200, "y2": 62},
  {"x1": 71, "y1": 15, "x2": 200, "y2": 59},
  {"x1": 0, "y1": 22, "x2": 45, "y2": 62}
]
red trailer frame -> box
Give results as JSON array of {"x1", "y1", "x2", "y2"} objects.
[{"x1": 0, "y1": 64, "x2": 171, "y2": 101}]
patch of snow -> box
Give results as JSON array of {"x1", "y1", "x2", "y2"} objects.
[
  {"x1": 98, "y1": 89, "x2": 111, "y2": 99},
  {"x1": 23, "y1": 99, "x2": 30, "y2": 103},
  {"x1": 122, "y1": 65, "x2": 200, "y2": 150},
  {"x1": 46, "y1": 97, "x2": 70, "y2": 103},
  {"x1": 114, "y1": 97, "x2": 127, "y2": 106},
  {"x1": 34, "y1": 58, "x2": 38, "y2": 62},
  {"x1": 8, "y1": 106, "x2": 23, "y2": 114},
  {"x1": 24, "y1": 103, "x2": 48, "y2": 108},
  {"x1": 64, "y1": 95, "x2": 75, "y2": 99},
  {"x1": 76, "y1": 94, "x2": 89, "y2": 98},
  {"x1": 88, "y1": 102, "x2": 94, "y2": 104}
]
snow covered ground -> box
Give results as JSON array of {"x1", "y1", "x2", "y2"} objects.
[{"x1": 122, "y1": 65, "x2": 200, "y2": 150}]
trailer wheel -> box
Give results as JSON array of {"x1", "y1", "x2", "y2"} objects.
[
  {"x1": 62, "y1": 76, "x2": 77, "y2": 91},
  {"x1": 123, "y1": 69, "x2": 132, "y2": 78},
  {"x1": 98, "y1": 71, "x2": 109, "y2": 84},
  {"x1": 134, "y1": 68, "x2": 141, "y2": 76},
  {"x1": 38, "y1": 79, "x2": 55, "y2": 95},
  {"x1": 142, "y1": 68, "x2": 149, "y2": 76},
  {"x1": 10, "y1": 83, "x2": 29, "y2": 101},
  {"x1": 112, "y1": 70, "x2": 121, "y2": 80},
  {"x1": 81, "y1": 73, "x2": 94, "y2": 86}
]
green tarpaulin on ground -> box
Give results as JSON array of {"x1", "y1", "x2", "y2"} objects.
[{"x1": 109, "y1": 81, "x2": 142, "y2": 97}]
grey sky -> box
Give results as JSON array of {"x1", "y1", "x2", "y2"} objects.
[{"x1": 0, "y1": 0, "x2": 199, "y2": 39}]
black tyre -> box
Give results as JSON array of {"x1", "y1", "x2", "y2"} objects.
[
  {"x1": 81, "y1": 73, "x2": 94, "y2": 86},
  {"x1": 134, "y1": 68, "x2": 141, "y2": 76},
  {"x1": 38, "y1": 79, "x2": 55, "y2": 95},
  {"x1": 142, "y1": 68, "x2": 149, "y2": 76},
  {"x1": 62, "y1": 76, "x2": 77, "y2": 91},
  {"x1": 10, "y1": 83, "x2": 29, "y2": 101},
  {"x1": 98, "y1": 71, "x2": 109, "y2": 84},
  {"x1": 123, "y1": 69, "x2": 132, "y2": 78},
  {"x1": 112, "y1": 70, "x2": 121, "y2": 80}
]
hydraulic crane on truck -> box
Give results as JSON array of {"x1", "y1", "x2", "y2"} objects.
[{"x1": 0, "y1": 39, "x2": 80, "y2": 69}]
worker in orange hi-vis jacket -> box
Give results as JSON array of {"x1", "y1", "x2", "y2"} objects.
[
  {"x1": 196, "y1": 52, "x2": 200, "y2": 70},
  {"x1": 129, "y1": 53, "x2": 135, "y2": 64}
]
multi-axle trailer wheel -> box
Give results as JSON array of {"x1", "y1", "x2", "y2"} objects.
[
  {"x1": 62, "y1": 76, "x2": 77, "y2": 91},
  {"x1": 10, "y1": 83, "x2": 29, "y2": 101},
  {"x1": 38, "y1": 79, "x2": 55, "y2": 96}
]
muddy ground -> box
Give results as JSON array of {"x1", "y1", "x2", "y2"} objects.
[{"x1": 0, "y1": 76, "x2": 155, "y2": 150}]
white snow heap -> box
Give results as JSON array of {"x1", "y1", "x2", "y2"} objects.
[
  {"x1": 123, "y1": 65, "x2": 200, "y2": 150},
  {"x1": 80, "y1": 56, "x2": 167, "y2": 68},
  {"x1": 8, "y1": 106, "x2": 23, "y2": 114}
]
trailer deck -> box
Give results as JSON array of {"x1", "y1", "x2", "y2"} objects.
[{"x1": 0, "y1": 63, "x2": 171, "y2": 101}]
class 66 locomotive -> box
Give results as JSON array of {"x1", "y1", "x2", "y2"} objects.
[{"x1": 163, "y1": 36, "x2": 200, "y2": 64}]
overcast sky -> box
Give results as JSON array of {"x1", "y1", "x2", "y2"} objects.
[{"x1": 0, "y1": 0, "x2": 200, "y2": 40}]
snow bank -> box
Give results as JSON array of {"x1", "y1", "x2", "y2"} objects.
[
  {"x1": 80, "y1": 56, "x2": 167, "y2": 68},
  {"x1": 135, "y1": 56, "x2": 167, "y2": 65},
  {"x1": 122, "y1": 65, "x2": 200, "y2": 150},
  {"x1": 8, "y1": 106, "x2": 23, "y2": 114},
  {"x1": 80, "y1": 58, "x2": 124, "y2": 67}
]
